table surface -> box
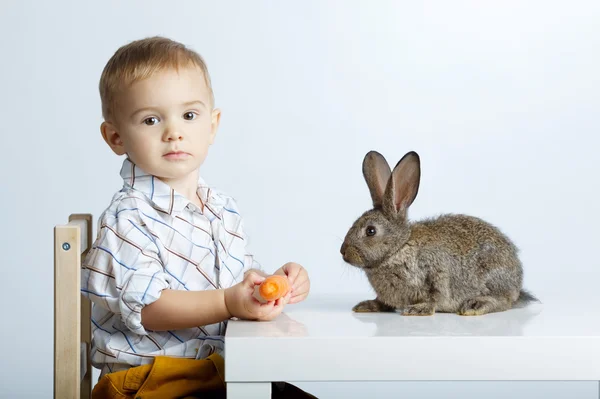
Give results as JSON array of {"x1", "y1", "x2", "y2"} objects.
[{"x1": 225, "y1": 293, "x2": 600, "y2": 382}]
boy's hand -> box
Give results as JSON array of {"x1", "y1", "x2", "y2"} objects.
[
  {"x1": 244, "y1": 268, "x2": 268, "y2": 278},
  {"x1": 275, "y1": 262, "x2": 310, "y2": 304},
  {"x1": 224, "y1": 271, "x2": 290, "y2": 321}
]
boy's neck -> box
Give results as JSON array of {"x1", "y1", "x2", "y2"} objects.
[{"x1": 158, "y1": 169, "x2": 203, "y2": 207}]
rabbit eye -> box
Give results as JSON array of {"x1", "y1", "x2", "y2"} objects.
[{"x1": 366, "y1": 226, "x2": 377, "y2": 236}]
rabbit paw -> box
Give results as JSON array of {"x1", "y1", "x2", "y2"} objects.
[
  {"x1": 352, "y1": 299, "x2": 395, "y2": 313},
  {"x1": 401, "y1": 303, "x2": 435, "y2": 316},
  {"x1": 458, "y1": 298, "x2": 492, "y2": 316}
]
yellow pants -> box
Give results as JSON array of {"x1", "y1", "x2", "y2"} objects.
[{"x1": 92, "y1": 354, "x2": 316, "y2": 399}]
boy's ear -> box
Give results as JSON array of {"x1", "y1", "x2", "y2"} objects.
[
  {"x1": 101, "y1": 121, "x2": 126, "y2": 155},
  {"x1": 209, "y1": 108, "x2": 221, "y2": 145}
]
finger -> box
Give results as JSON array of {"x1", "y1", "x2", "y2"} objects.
[
  {"x1": 248, "y1": 289, "x2": 275, "y2": 306},
  {"x1": 250, "y1": 294, "x2": 273, "y2": 307},
  {"x1": 291, "y1": 276, "x2": 310, "y2": 293},
  {"x1": 288, "y1": 292, "x2": 308, "y2": 304},
  {"x1": 291, "y1": 284, "x2": 309, "y2": 299},
  {"x1": 288, "y1": 276, "x2": 309, "y2": 301},
  {"x1": 271, "y1": 290, "x2": 289, "y2": 308},
  {"x1": 283, "y1": 263, "x2": 301, "y2": 285},
  {"x1": 281, "y1": 291, "x2": 292, "y2": 306},
  {"x1": 252, "y1": 300, "x2": 276, "y2": 318},
  {"x1": 265, "y1": 292, "x2": 290, "y2": 316},
  {"x1": 262, "y1": 296, "x2": 288, "y2": 320},
  {"x1": 244, "y1": 268, "x2": 260, "y2": 277},
  {"x1": 245, "y1": 271, "x2": 266, "y2": 286},
  {"x1": 273, "y1": 297, "x2": 284, "y2": 309},
  {"x1": 255, "y1": 303, "x2": 280, "y2": 321}
]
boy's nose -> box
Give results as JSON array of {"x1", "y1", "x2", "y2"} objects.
[{"x1": 163, "y1": 127, "x2": 183, "y2": 141}]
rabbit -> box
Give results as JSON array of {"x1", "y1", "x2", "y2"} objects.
[{"x1": 340, "y1": 150, "x2": 538, "y2": 316}]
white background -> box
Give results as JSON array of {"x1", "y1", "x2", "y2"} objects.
[{"x1": 1, "y1": 1, "x2": 599, "y2": 397}]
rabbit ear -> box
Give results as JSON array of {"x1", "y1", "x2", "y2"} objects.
[
  {"x1": 383, "y1": 151, "x2": 421, "y2": 220},
  {"x1": 362, "y1": 151, "x2": 392, "y2": 209}
]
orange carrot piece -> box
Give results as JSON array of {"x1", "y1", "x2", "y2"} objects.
[{"x1": 258, "y1": 275, "x2": 290, "y2": 301}]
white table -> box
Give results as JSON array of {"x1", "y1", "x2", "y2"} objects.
[{"x1": 224, "y1": 293, "x2": 600, "y2": 398}]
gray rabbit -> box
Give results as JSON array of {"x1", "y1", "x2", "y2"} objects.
[{"x1": 340, "y1": 150, "x2": 537, "y2": 316}]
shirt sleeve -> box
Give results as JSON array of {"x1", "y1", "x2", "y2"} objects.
[{"x1": 81, "y1": 198, "x2": 171, "y2": 335}]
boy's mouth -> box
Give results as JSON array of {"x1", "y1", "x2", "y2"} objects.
[{"x1": 163, "y1": 151, "x2": 191, "y2": 160}]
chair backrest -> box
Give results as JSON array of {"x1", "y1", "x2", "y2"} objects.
[{"x1": 54, "y1": 214, "x2": 93, "y2": 399}]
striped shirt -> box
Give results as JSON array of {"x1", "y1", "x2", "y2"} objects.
[{"x1": 81, "y1": 158, "x2": 259, "y2": 376}]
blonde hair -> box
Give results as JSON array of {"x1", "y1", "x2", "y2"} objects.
[{"x1": 99, "y1": 36, "x2": 214, "y2": 121}]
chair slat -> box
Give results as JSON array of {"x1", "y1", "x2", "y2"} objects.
[{"x1": 54, "y1": 213, "x2": 93, "y2": 399}]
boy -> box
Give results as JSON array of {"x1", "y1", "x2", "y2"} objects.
[{"x1": 82, "y1": 36, "x2": 314, "y2": 398}]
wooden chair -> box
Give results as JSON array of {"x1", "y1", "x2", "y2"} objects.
[{"x1": 54, "y1": 214, "x2": 94, "y2": 399}]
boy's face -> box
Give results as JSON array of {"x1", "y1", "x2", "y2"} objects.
[{"x1": 101, "y1": 65, "x2": 220, "y2": 181}]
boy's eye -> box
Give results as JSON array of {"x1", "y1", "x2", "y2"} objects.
[
  {"x1": 143, "y1": 117, "x2": 159, "y2": 126},
  {"x1": 183, "y1": 112, "x2": 197, "y2": 120}
]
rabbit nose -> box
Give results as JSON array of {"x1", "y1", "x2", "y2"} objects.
[{"x1": 340, "y1": 242, "x2": 348, "y2": 256}]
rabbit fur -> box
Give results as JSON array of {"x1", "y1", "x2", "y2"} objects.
[{"x1": 340, "y1": 150, "x2": 537, "y2": 316}]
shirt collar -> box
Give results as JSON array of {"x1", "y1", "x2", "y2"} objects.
[{"x1": 119, "y1": 158, "x2": 225, "y2": 215}]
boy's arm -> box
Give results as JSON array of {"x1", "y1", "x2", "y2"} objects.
[
  {"x1": 140, "y1": 289, "x2": 231, "y2": 331},
  {"x1": 83, "y1": 201, "x2": 232, "y2": 334}
]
